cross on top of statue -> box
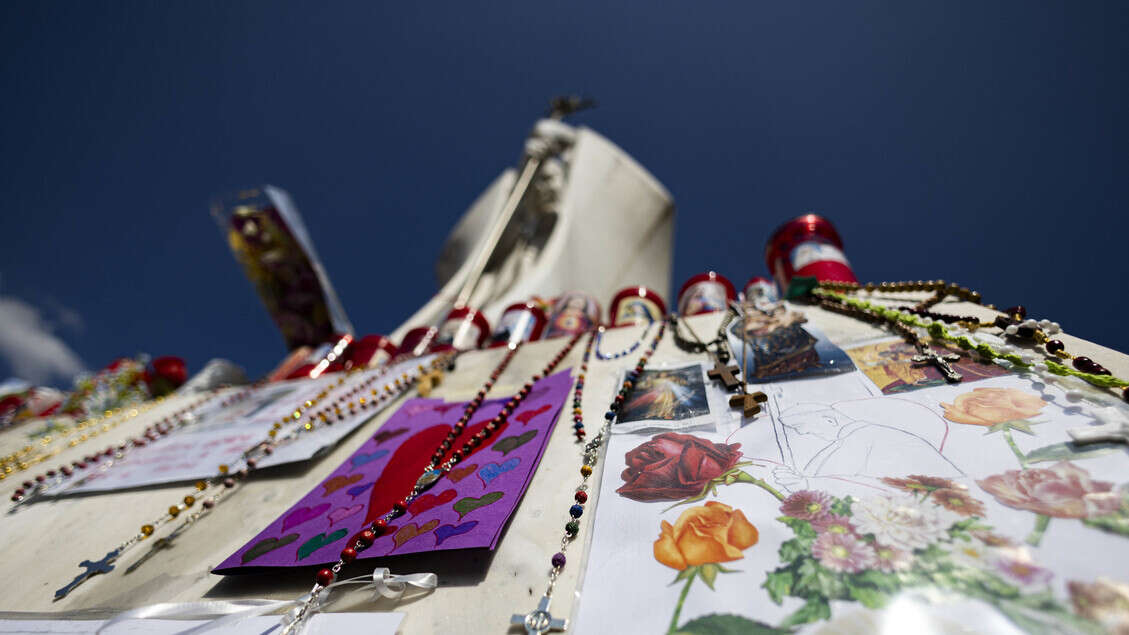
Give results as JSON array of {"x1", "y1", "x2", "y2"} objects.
[
  {"x1": 707, "y1": 361, "x2": 743, "y2": 391},
  {"x1": 547, "y1": 95, "x2": 597, "y2": 120}
]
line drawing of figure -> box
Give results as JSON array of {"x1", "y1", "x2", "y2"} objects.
[
  {"x1": 764, "y1": 386, "x2": 964, "y2": 499},
  {"x1": 620, "y1": 367, "x2": 708, "y2": 423}
]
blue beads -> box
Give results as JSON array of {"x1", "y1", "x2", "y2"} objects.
[
  {"x1": 569, "y1": 504, "x2": 584, "y2": 518},
  {"x1": 572, "y1": 422, "x2": 584, "y2": 430}
]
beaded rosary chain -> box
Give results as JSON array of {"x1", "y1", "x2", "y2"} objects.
[
  {"x1": 9, "y1": 387, "x2": 258, "y2": 506},
  {"x1": 568, "y1": 332, "x2": 596, "y2": 441},
  {"x1": 669, "y1": 311, "x2": 733, "y2": 363},
  {"x1": 54, "y1": 354, "x2": 453, "y2": 599},
  {"x1": 593, "y1": 320, "x2": 655, "y2": 361},
  {"x1": 0, "y1": 398, "x2": 172, "y2": 479},
  {"x1": 817, "y1": 288, "x2": 1129, "y2": 401},
  {"x1": 816, "y1": 279, "x2": 1127, "y2": 401},
  {"x1": 509, "y1": 319, "x2": 666, "y2": 633},
  {"x1": 818, "y1": 279, "x2": 991, "y2": 310},
  {"x1": 309, "y1": 332, "x2": 586, "y2": 596}
]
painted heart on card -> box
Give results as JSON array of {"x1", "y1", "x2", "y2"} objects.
[
  {"x1": 492, "y1": 430, "x2": 537, "y2": 456},
  {"x1": 409, "y1": 488, "x2": 457, "y2": 517},
  {"x1": 392, "y1": 520, "x2": 439, "y2": 549},
  {"x1": 297, "y1": 529, "x2": 348, "y2": 560},
  {"x1": 515, "y1": 404, "x2": 552, "y2": 425},
  {"x1": 327, "y1": 504, "x2": 364, "y2": 527},
  {"x1": 281, "y1": 504, "x2": 331, "y2": 531},
  {"x1": 346, "y1": 482, "x2": 374, "y2": 499},
  {"x1": 453, "y1": 492, "x2": 504, "y2": 520},
  {"x1": 478, "y1": 458, "x2": 520, "y2": 486},
  {"x1": 448, "y1": 463, "x2": 477, "y2": 483},
  {"x1": 373, "y1": 428, "x2": 409, "y2": 444},
  {"x1": 350, "y1": 450, "x2": 389, "y2": 470},
  {"x1": 241, "y1": 533, "x2": 299, "y2": 563},
  {"x1": 434, "y1": 521, "x2": 478, "y2": 546},
  {"x1": 432, "y1": 402, "x2": 464, "y2": 416},
  {"x1": 322, "y1": 474, "x2": 364, "y2": 496}
]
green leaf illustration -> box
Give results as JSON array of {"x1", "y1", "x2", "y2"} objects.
[
  {"x1": 1083, "y1": 513, "x2": 1129, "y2": 537},
  {"x1": 779, "y1": 597, "x2": 831, "y2": 627},
  {"x1": 700, "y1": 563, "x2": 719, "y2": 590},
  {"x1": 777, "y1": 517, "x2": 817, "y2": 540},
  {"x1": 674, "y1": 613, "x2": 789, "y2": 635},
  {"x1": 778, "y1": 538, "x2": 810, "y2": 562},
  {"x1": 852, "y1": 569, "x2": 901, "y2": 594},
  {"x1": 830, "y1": 496, "x2": 853, "y2": 516},
  {"x1": 1024, "y1": 441, "x2": 1120, "y2": 464},
  {"x1": 763, "y1": 570, "x2": 794, "y2": 604},
  {"x1": 847, "y1": 585, "x2": 887, "y2": 609}
]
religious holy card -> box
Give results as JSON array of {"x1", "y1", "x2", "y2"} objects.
[
  {"x1": 214, "y1": 369, "x2": 573, "y2": 573},
  {"x1": 725, "y1": 305, "x2": 855, "y2": 382},
  {"x1": 612, "y1": 362, "x2": 727, "y2": 435}
]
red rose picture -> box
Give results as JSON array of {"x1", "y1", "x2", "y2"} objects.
[{"x1": 616, "y1": 432, "x2": 743, "y2": 502}]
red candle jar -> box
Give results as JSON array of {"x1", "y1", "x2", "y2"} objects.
[
  {"x1": 347, "y1": 334, "x2": 399, "y2": 368},
  {"x1": 677, "y1": 272, "x2": 736, "y2": 316},
  {"x1": 398, "y1": 326, "x2": 444, "y2": 357},
  {"x1": 489, "y1": 301, "x2": 548, "y2": 348},
  {"x1": 435, "y1": 307, "x2": 491, "y2": 351},
  {"x1": 609, "y1": 286, "x2": 667, "y2": 327},
  {"x1": 743, "y1": 276, "x2": 779, "y2": 305},
  {"x1": 544, "y1": 292, "x2": 601, "y2": 338},
  {"x1": 765, "y1": 214, "x2": 857, "y2": 293}
]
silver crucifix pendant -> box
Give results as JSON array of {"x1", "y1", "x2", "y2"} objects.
[
  {"x1": 912, "y1": 345, "x2": 963, "y2": 383},
  {"x1": 55, "y1": 547, "x2": 122, "y2": 600},
  {"x1": 511, "y1": 595, "x2": 567, "y2": 634}
]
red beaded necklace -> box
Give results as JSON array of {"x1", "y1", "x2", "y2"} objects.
[{"x1": 306, "y1": 331, "x2": 586, "y2": 600}]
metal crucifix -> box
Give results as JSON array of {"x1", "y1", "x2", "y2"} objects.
[
  {"x1": 55, "y1": 547, "x2": 122, "y2": 600},
  {"x1": 912, "y1": 345, "x2": 963, "y2": 383},
  {"x1": 512, "y1": 595, "x2": 568, "y2": 634}
]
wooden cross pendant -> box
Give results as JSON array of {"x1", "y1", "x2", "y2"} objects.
[
  {"x1": 912, "y1": 346, "x2": 963, "y2": 383},
  {"x1": 729, "y1": 391, "x2": 767, "y2": 419},
  {"x1": 55, "y1": 547, "x2": 122, "y2": 600},
  {"x1": 416, "y1": 368, "x2": 444, "y2": 397},
  {"x1": 707, "y1": 361, "x2": 742, "y2": 391},
  {"x1": 511, "y1": 595, "x2": 567, "y2": 634}
]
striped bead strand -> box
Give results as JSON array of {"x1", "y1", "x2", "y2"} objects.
[
  {"x1": 551, "y1": 320, "x2": 665, "y2": 580},
  {"x1": 571, "y1": 331, "x2": 596, "y2": 441}
]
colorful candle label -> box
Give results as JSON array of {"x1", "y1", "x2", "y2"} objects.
[
  {"x1": 678, "y1": 282, "x2": 729, "y2": 316},
  {"x1": 789, "y1": 241, "x2": 850, "y2": 271},
  {"x1": 545, "y1": 294, "x2": 599, "y2": 338},
  {"x1": 436, "y1": 317, "x2": 483, "y2": 351},
  {"x1": 491, "y1": 310, "x2": 538, "y2": 347},
  {"x1": 614, "y1": 297, "x2": 662, "y2": 326}
]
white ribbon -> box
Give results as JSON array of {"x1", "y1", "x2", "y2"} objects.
[{"x1": 96, "y1": 567, "x2": 437, "y2": 634}]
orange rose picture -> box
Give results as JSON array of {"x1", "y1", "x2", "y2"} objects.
[
  {"x1": 941, "y1": 387, "x2": 1046, "y2": 427},
  {"x1": 654, "y1": 501, "x2": 759, "y2": 570},
  {"x1": 653, "y1": 502, "x2": 758, "y2": 634}
]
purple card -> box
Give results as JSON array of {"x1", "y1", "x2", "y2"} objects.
[{"x1": 214, "y1": 369, "x2": 573, "y2": 573}]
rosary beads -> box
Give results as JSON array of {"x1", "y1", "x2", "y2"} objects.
[
  {"x1": 303, "y1": 333, "x2": 585, "y2": 618},
  {"x1": 511, "y1": 320, "x2": 666, "y2": 634},
  {"x1": 10, "y1": 387, "x2": 257, "y2": 507},
  {"x1": 54, "y1": 355, "x2": 451, "y2": 600}
]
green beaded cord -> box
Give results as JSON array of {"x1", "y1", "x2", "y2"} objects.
[{"x1": 814, "y1": 289, "x2": 1129, "y2": 390}]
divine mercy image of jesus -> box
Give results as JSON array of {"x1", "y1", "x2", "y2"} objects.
[{"x1": 617, "y1": 365, "x2": 709, "y2": 423}]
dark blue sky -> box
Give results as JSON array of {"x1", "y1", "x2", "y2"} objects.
[{"x1": 2, "y1": 2, "x2": 1127, "y2": 387}]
